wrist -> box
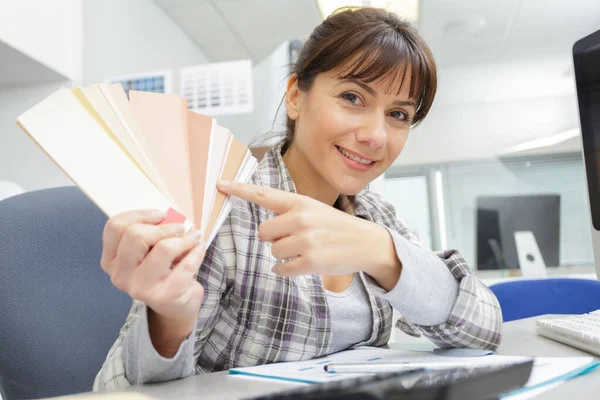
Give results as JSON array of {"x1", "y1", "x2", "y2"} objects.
[
  {"x1": 147, "y1": 307, "x2": 196, "y2": 358},
  {"x1": 364, "y1": 225, "x2": 402, "y2": 291}
]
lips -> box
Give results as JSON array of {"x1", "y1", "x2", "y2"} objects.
[
  {"x1": 334, "y1": 145, "x2": 379, "y2": 173},
  {"x1": 335, "y1": 145, "x2": 375, "y2": 165}
]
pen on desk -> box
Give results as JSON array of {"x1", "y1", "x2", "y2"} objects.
[{"x1": 324, "y1": 362, "x2": 438, "y2": 374}]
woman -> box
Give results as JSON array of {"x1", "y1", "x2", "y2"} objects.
[{"x1": 95, "y1": 7, "x2": 502, "y2": 389}]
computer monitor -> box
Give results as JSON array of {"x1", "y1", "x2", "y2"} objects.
[
  {"x1": 475, "y1": 195, "x2": 561, "y2": 270},
  {"x1": 574, "y1": 29, "x2": 600, "y2": 279}
]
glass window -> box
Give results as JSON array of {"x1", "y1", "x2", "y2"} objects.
[
  {"x1": 384, "y1": 175, "x2": 433, "y2": 250},
  {"x1": 444, "y1": 154, "x2": 593, "y2": 268}
]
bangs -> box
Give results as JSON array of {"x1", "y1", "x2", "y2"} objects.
[
  {"x1": 335, "y1": 27, "x2": 436, "y2": 125},
  {"x1": 292, "y1": 7, "x2": 437, "y2": 128}
]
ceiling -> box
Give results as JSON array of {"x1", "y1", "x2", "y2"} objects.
[
  {"x1": 153, "y1": 0, "x2": 322, "y2": 62},
  {"x1": 419, "y1": 0, "x2": 600, "y2": 106},
  {"x1": 0, "y1": 40, "x2": 68, "y2": 88},
  {"x1": 154, "y1": 0, "x2": 600, "y2": 105},
  {"x1": 403, "y1": 0, "x2": 600, "y2": 165},
  {"x1": 153, "y1": 0, "x2": 600, "y2": 164}
]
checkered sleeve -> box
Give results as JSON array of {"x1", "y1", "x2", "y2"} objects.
[
  {"x1": 412, "y1": 249, "x2": 503, "y2": 350},
  {"x1": 365, "y1": 192, "x2": 503, "y2": 351},
  {"x1": 93, "y1": 300, "x2": 144, "y2": 390}
]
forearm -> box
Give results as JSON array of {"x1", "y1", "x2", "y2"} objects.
[
  {"x1": 148, "y1": 308, "x2": 197, "y2": 358},
  {"x1": 370, "y1": 233, "x2": 503, "y2": 350},
  {"x1": 416, "y1": 262, "x2": 503, "y2": 350},
  {"x1": 365, "y1": 227, "x2": 459, "y2": 326}
]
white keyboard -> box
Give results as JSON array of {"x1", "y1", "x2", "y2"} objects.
[{"x1": 536, "y1": 310, "x2": 600, "y2": 356}]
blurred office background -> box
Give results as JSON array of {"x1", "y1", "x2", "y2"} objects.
[{"x1": 1, "y1": 0, "x2": 599, "y2": 280}]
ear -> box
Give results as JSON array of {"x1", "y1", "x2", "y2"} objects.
[{"x1": 285, "y1": 74, "x2": 302, "y2": 121}]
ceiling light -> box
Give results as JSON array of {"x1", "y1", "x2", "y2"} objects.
[
  {"x1": 498, "y1": 129, "x2": 580, "y2": 156},
  {"x1": 316, "y1": 0, "x2": 419, "y2": 22},
  {"x1": 442, "y1": 16, "x2": 486, "y2": 35}
]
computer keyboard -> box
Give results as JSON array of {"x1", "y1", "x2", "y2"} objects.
[{"x1": 536, "y1": 310, "x2": 600, "y2": 356}]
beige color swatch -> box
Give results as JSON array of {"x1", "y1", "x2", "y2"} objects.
[
  {"x1": 207, "y1": 151, "x2": 257, "y2": 244},
  {"x1": 100, "y1": 84, "x2": 175, "y2": 205},
  {"x1": 187, "y1": 111, "x2": 213, "y2": 231},
  {"x1": 201, "y1": 123, "x2": 232, "y2": 233},
  {"x1": 129, "y1": 90, "x2": 195, "y2": 225},
  {"x1": 78, "y1": 85, "x2": 170, "y2": 198},
  {"x1": 206, "y1": 137, "x2": 249, "y2": 235},
  {"x1": 16, "y1": 89, "x2": 179, "y2": 221}
]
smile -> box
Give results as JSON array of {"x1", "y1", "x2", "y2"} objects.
[{"x1": 335, "y1": 146, "x2": 374, "y2": 165}]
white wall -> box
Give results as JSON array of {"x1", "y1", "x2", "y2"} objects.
[
  {"x1": 396, "y1": 95, "x2": 580, "y2": 166},
  {"x1": 0, "y1": 82, "x2": 74, "y2": 191},
  {"x1": 0, "y1": 0, "x2": 82, "y2": 82},
  {"x1": 0, "y1": 0, "x2": 211, "y2": 193},
  {"x1": 83, "y1": 0, "x2": 210, "y2": 87},
  {"x1": 217, "y1": 41, "x2": 291, "y2": 145}
]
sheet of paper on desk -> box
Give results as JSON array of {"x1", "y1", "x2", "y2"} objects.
[
  {"x1": 229, "y1": 347, "x2": 531, "y2": 384},
  {"x1": 503, "y1": 356, "x2": 600, "y2": 399},
  {"x1": 229, "y1": 347, "x2": 600, "y2": 398}
]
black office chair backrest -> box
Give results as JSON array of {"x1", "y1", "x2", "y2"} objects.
[{"x1": 0, "y1": 186, "x2": 132, "y2": 399}]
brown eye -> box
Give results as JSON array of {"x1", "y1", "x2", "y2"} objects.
[
  {"x1": 389, "y1": 110, "x2": 409, "y2": 122},
  {"x1": 341, "y1": 92, "x2": 362, "y2": 106}
]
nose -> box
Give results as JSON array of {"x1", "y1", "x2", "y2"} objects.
[{"x1": 356, "y1": 115, "x2": 388, "y2": 149}]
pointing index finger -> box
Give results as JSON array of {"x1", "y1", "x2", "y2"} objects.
[{"x1": 217, "y1": 180, "x2": 296, "y2": 214}]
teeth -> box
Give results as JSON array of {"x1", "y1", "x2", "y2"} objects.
[{"x1": 337, "y1": 146, "x2": 373, "y2": 165}]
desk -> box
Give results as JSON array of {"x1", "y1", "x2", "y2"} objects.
[
  {"x1": 73, "y1": 315, "x2": 600, "y2": 400},
  {"x1": 494, "y1": 315, "x2": 600, "y2": 399}
]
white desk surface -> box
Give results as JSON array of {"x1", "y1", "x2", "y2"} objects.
[{"x1": 58, "y1": 315, "x2": 600, "y2": 400}]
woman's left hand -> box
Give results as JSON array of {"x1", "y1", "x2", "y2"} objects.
[{"x1": 217, "y1": 180, "x2": 402, "y2": 286}]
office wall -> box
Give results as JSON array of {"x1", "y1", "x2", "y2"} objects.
[
  {"x1": 0, "y1": 0, "x2": 83, "y2": 82},
  {"x1": 444, "y1": 154, "x2": 593, "y2": 268},
  {"x1": 395, "y1": 95, "x2": 580, "y2": 166},
  {"x1": 0, "y1": 0, "x2": 211, "y2": 193},
  {"x1": 0, "y1": 82, "x2": 74, "y2": 191},
  {"x1": 83, "y1": 0, "x2": 210, "y2": 87},
  {"x1": 217, "y1": 41, "x2": 291, "y2": 145}
]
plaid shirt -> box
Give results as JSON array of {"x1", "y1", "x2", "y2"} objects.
[{"x1": 95, "y1": 142, "x2": 502, "y2": 389}]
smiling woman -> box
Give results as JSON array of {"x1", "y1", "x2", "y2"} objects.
[
  {"x1": 281, "y1": 7, "x2": 436, "y2": 205},
  {"x1": 95, "y1": 6, "x2": 502, "y2": 389}
]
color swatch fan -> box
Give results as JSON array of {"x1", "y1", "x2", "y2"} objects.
[{"x1": 16, "y1": 84, "x2": 257, "y2": 244}]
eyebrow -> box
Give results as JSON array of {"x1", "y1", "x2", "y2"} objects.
[{"x1": 340, "y1": 79, "x2": 417, "y2": 109}]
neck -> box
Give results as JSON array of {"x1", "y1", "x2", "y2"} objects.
[{"x1": 282, "y1": 143, "x2": 339, "y2": 206}]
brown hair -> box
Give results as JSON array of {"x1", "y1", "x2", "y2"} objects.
[{"x1": 283, "y1": 7, "x2": 437, "y2": 150}]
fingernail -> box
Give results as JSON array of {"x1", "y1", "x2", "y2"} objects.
[
  {"x1": 171, "y1": 224, "x2": 187, "y2": 235},
  {"x1": 190, "y1": 230, "x2": 203, "y2": 243},
  {"x1": 271, "y1": 266, "x2": 280, "y2": 275},
  {"x1": 151, "y1": 210, "x2": 167, "y2": 220},
  {"x1": 217, "y1": 180, "x2": 232, "y2": 189},
  {"x1": 197, "y1": 241, "x2": 207, "y2": 252}
]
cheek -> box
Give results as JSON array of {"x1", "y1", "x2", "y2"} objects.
[
  {"x1": 385, "y1": 130, "x2": 410, "y2": 163},
  {"x1": 304, "y1": 100, "x2": 355, "y2": 143}
]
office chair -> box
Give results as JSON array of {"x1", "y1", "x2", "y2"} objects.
[
  {"x1": 489, "y1": 278, "x2": 600, "y2": 322},
  {"x1": 0, "y1": 186, "x2": 132, "y2": 400}
]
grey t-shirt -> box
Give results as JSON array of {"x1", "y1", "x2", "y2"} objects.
[{"x1": 325, "y1": 274, "x2": 373, "y2": 353}]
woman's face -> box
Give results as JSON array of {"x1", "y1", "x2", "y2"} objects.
[{"x1": 286, "y1": 61, "x2": 416, "y2": 196}]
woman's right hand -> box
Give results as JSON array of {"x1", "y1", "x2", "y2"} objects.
[{"x1": 100, "y1": 209, "x2": 206, "y2": 354}]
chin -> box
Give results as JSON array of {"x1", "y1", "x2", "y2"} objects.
[{"x1": 333, "y1": 177, "x2": 370, "y2": 196}]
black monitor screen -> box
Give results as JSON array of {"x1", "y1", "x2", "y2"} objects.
[
  {"x1": 574, "y1": 30, "x2": 600, "y2": 231},
  {"x1": 476, "y1": 195, "x2": 560, "y2": 270}
]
